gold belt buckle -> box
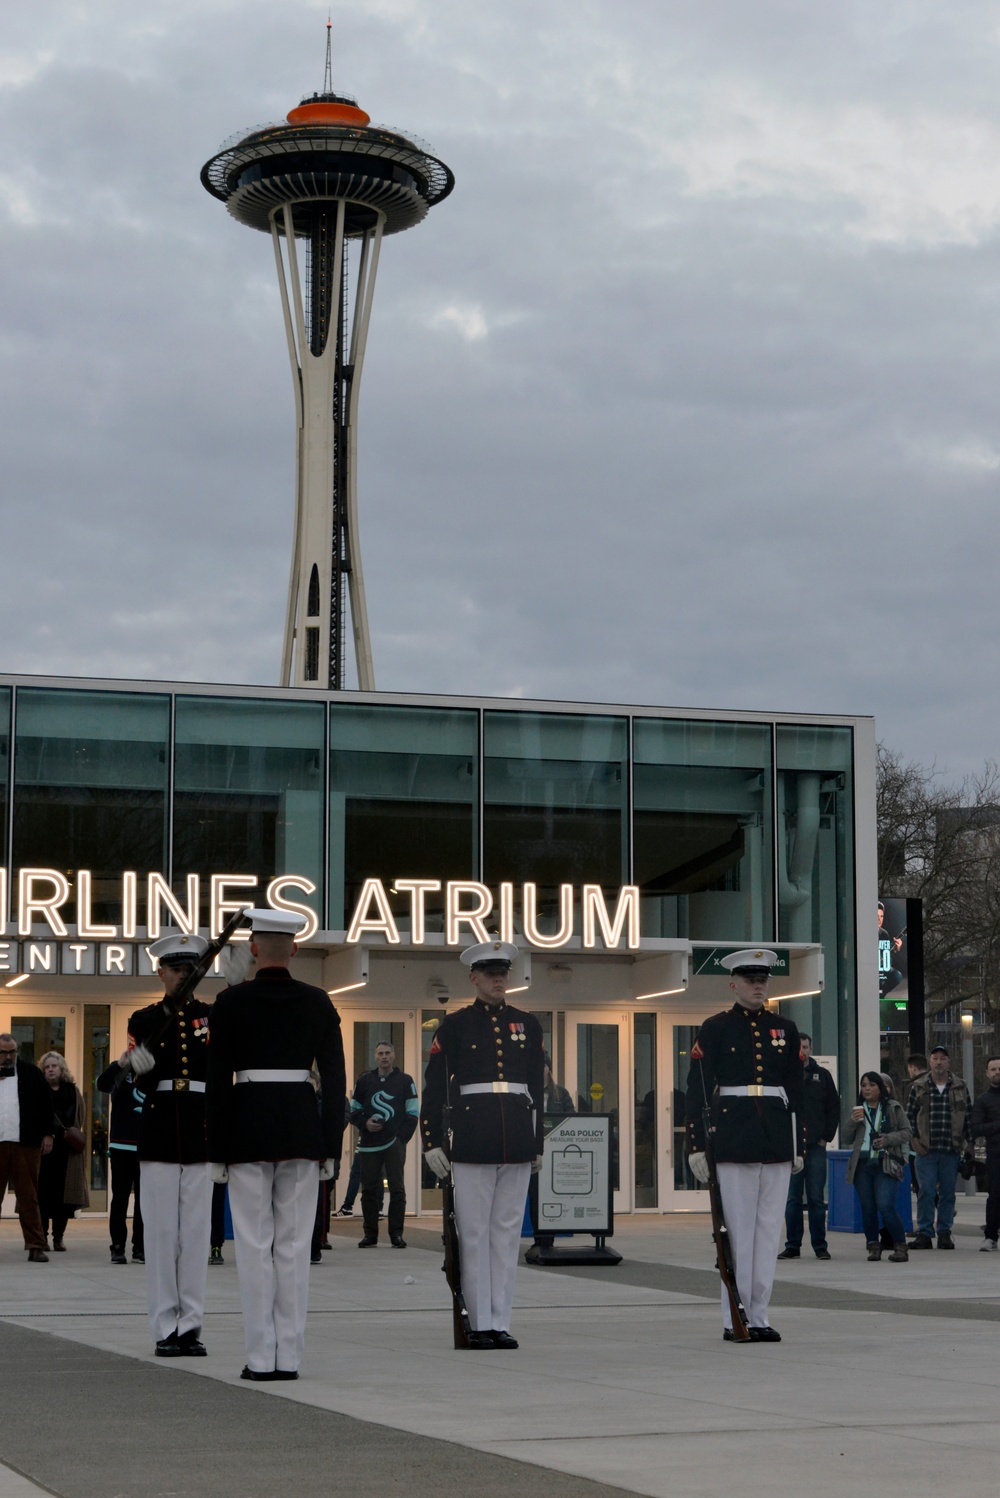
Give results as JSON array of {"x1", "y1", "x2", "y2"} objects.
[
  {"x1": 746, "y1": 1085, "x2": 765, "y2": 1097},
  {"x1": 174, "y1": 1078, "x2": 189, "y2": 1093},
  {"x1": 494, "y1": 1081, "x2": 511, "y2": 1094}
]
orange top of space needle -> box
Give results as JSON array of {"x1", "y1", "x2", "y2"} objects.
[{"x1": 285, "y1": 98, "x2": 370, "y2": 128}]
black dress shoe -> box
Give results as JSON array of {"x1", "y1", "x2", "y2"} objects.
[
  {"x1": 272, "y1": 1370, "x2": 299, "y2": 1380},
  {"x1": 466, "y1": 1331, "x2": 495, "y2": 1350},
  {"x1": 722, "y1": 1328, "x2": 752, "y2": 1343},
  {"x1": 490, "y1": 1330, "x2": 518, "y2": 1349},
  {"x1": 155, "y1": 1332, "x2": 183, "y2": 1358},
  {"x1": 814, "y1": 1250, "x2": 832, "y2": 1261},
  {"x1": 389, "y1": 1234, "x2": 407, "y2": 1249},
  {"x1": 177, "y1": 1330, "x2": 207, "y2": 1357},
  {"x1": 777, "y1": 1247, "x2": 800, "y2": 1259},
  {"x1": 748, "y1": 1326, "x2": 782, "y2": 1343},
  {"x1": 240, "y1": 1366, "x2": 281, "y2": 1381},
  {"x1": 358, "y1": 1235, "x2": 378, "y2": 1248}
]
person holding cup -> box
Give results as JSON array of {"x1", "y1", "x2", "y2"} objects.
[{"x1": 842, "y1": 1071, "x2": 910, "y2": 1262}]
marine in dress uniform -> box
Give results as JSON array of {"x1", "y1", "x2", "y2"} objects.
[
  {"x1": 420, "y1": 941, "x2": 544, "y2": 1350},
  {"x1": 685, "y1": 949, "x2": 804, "y2": 1343},
  {"x1": 206, "y1": 908, "x2": 346, "y2": 1382},
  {"x1": 128, "y1": 931, "x2": 213, "y2": 1358}
]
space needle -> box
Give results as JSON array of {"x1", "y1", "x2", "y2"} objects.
[{"x1": 200, "y1": 27, "x2": 454, "y2": 690}]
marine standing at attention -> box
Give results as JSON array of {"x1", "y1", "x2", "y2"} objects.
[
  {"x1": 420, "y1": 941, "x2": 544, "y2": 1350},
  {"x1": 206, "y1": 908, "x2": 346, "y2": 1382},
  {"x1": 685, "y1": 949, "x2": 804, "y2": 1343}
]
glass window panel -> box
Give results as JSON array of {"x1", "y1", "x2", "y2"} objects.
[
  {"x1": 632, "y1": 718, "x2": 773, "y2": 942},
  {"x1": 0, "y1": 687, "x2": 10, "y2": 878},
  {"x1": 484, "y1": 712, "x2": 627, "y2": 938},
  {"x1": 173, "y1": 697, "x2": 325, "y2": 925},
  {"x1": 575, "y1": 1021, "x2": 620, "y2": 1189},
  {"x1": 776, "y1": 725, "x2": 856, "y2": 1096},
  {"x1": 11, "y1": 1016, "x2": 65, "y2": 1068},
  {"x1": 634, "y1": 1012, "x2": 657, "y2": 1207},
  {"x1": 13, "y1": 689, "x2": 169, "y2": 927},
  {"x1": 420, "y1": 1009, "x2": 447, "y2": 1209},
  {"x1": 330, "y1": 705, "x2": 478, "y2": 933},
  {"x1": 84, "y1": 1004, "x2": 111, "y2": 1206}
]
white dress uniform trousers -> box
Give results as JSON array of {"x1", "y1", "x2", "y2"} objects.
[
  {"x1": 717, "y1": 1160, "x2": 792, "y2": 1329},
  {"x1": 140, "y1": 1160, "x2": 212, "y2": 1342},
  {"x1": 453, "y1": 1161, "x2": 531, "y2": 1333},
  {"x1": 228, "y1": 1159, "x2": 319, "y2": 1373}
]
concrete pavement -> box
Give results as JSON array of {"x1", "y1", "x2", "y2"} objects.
[{"x1": 0, "y1": 1194, "x2": 997, "y2": 1497}]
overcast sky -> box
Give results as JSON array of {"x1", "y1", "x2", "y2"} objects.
[{"x1": 2, "y1": 0, "x2": 999, "y2": 775}]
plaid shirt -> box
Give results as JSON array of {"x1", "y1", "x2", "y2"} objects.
[{"x1": 907, "y1": 1074, "x2": 972, "y2": 1152}]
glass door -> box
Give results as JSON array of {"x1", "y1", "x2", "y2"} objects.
[
  {"x1": 563, "y1": 1010, "x2": 630, "y2": 1213},
  {"x1": 661, "y1": 1019, "x2": 711, "y2": 1211},
  {"x1": 0, "y1": 1001, "x2": 107, "y2": 1210},
  {"x1": 342, "y1": 1015, "x2": 415, "y2": 1216}
]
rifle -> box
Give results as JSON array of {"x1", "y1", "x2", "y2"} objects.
[
  {"x1": 114, "y1": 905, "x2": 250, "y2": 1089},
  {"x1": 699, "y1": 1060, "x2": 751, "y2": 1343},
  {"x1": 440, "y1": 1070, "x2": 472, "y2": 1348}
]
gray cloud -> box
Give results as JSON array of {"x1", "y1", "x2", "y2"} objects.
[{"x1": 2, "y1": 0, "x2": 1000, "y2": 776}]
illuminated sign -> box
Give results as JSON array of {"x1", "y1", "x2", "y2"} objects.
[
  {"x1": 3, "y1": 870, "x2": 319, "y2": 942},
  {"x1": 0, "y1": 871, "x2": 642, "y2": 956},
  {"x1": 345, "y1": 880, "x2": 641, "y2": 951}
]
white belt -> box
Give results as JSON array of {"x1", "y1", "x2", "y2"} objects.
[
  {"x1": 156, "y1": 1079, "x2": 205, "y2": 1093},
  {"x1": 460, "y1": 1082, "x2": 531, "y2": 1097},
  {"x1": 234, "y1": 1069, "x2": 311, "y2": 1084},
  {"x1": 719, "y1": 1085, "x2": 788, "y2": 1102}
]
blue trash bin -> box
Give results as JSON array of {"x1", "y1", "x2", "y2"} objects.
[{"x1": 827, "y1": 1148, "x2": 912, "y2": 1234}]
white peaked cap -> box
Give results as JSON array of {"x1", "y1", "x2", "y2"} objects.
[
  {"x1": 247, "y1": 907, "x2": 308, "y2": 936},
  {"x1": 148, "y1": 931, "x2": 211, "y2": 964},
  {"x1": 720, "y1": 948, "x2": 779, "y2": 973},
  {"x1": 460, "y1": 940, "x2": 519, "y2": 968}
]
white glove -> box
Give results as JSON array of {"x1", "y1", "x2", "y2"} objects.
[
  {"x1": 531, "y1": 1155, "x2": 543, "y2": 1175},
  {"x1": 318, "y1": 1159, "x2": 335, "y2": 1181},
  {"x1": 129, "y1": 1044, "x2": 155, "y2": 1076},
  {"x1": 219, "y1": 941, "x2": 253, "y2": 987},
  {"x1": 209, "y1": 1162, "x2": 229, "y2": 1184},
  {"x1": 688, "y1": 1151, "x2": 710, "y2": 1184},
  {"x1": 791, "y1": 1155, "x2": 804, "y2": 1174},
  {"x1": 424, "y1": 1147, "x2": 450, "y2": 1180}
]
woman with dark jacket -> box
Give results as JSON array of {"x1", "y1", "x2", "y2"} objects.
[
  {"x1": 843, "y1": 1071, "x2": 910, "y2": 1262},
  {"x1": 37, "y1": 1052, "x2": 89, "y2": 1251}
]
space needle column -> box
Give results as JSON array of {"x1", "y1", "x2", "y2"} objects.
[{"x1": 201, "y1": 87, "x2": 453, "y2": 689}]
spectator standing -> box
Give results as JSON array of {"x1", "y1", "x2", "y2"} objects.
[
  {"x1": 970, "y1": 1055, "x2": 1000, "y2": 1251},
  {"x1": 906, "y1": 1044, "x2": 973, "y2": 1249},
  {"x1": 778, "y1": 1034, "x2": 840, "y2": 1261},
  {"x1": 0, "y1": 1034, "x2": 53, "y2": 1262},
  {"x1": 842, "y1": 1071, "x2": 910, "y2": 1261},
  {"x1": 36, "y1": 1052, "x2": 88, "y2": 1252},
  {"x1": 904, "y1": 1055, "x2": 928, "y2": 1104},
  {"x1": 350, "y1": 1042, "x2": 418, "y2": 1249},
  {"x1": 97, "y1": 1047, "x2": 145, "y2": 1265}
]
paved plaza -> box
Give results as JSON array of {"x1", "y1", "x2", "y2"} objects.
[{"x1": 0, "y1": 1198, "x2": 996, "y2": 1498}]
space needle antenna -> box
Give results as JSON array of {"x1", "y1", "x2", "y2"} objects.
[
  {"x1": 201, "y1": 24, "x2": 454, "y2": 690},
  {"x1": 324, "y1": 14, "x2": 333, "y2": 94}
]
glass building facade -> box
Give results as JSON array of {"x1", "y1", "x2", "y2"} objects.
[{"x1": 0, "y1": 677, "x2": 876, "y2": 1215}]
